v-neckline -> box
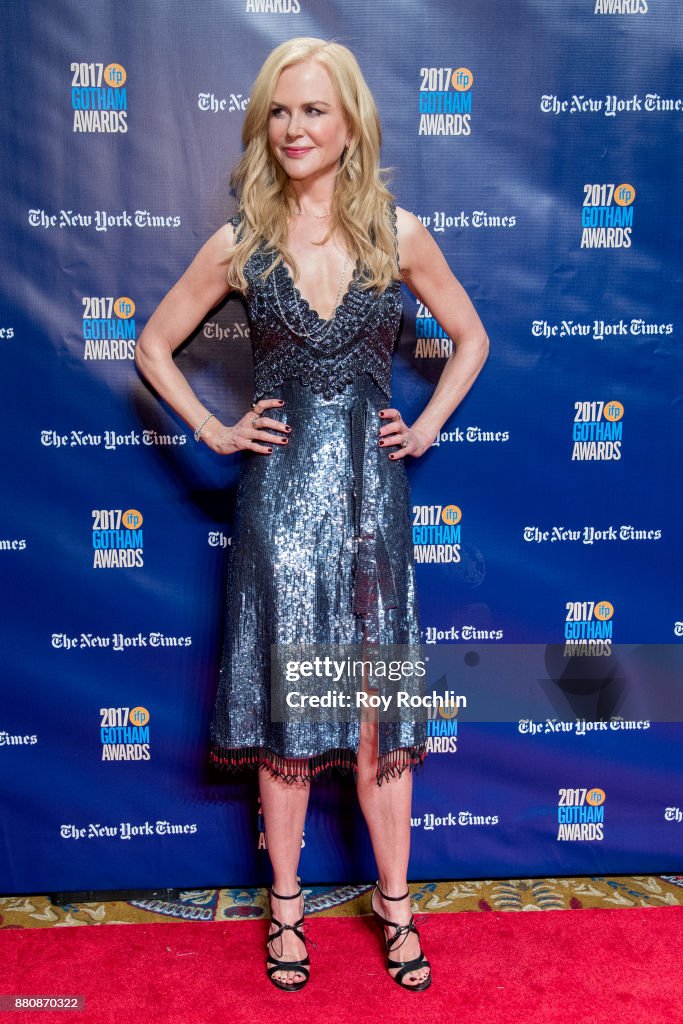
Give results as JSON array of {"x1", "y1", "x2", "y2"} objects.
[{"x1": 278, "y1": 257, "x2": 360, "y2": 326}]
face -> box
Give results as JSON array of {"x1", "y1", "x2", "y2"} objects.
[{"x1": 267, "y1": 60, "x2": 351, "y2": 186}]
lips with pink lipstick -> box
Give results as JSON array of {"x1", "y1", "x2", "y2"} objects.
[{"x1": 283, "y1": 146, "x2": 312, "y2": 158}]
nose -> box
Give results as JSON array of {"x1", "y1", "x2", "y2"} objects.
[{"x1": 285, "y1": 110, "x2": 304, "y2": 138}]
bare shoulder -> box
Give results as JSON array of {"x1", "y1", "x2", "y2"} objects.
[
  {"x1": 157, "y1": 220, "x2": 241, "y2": 314},
  {"x1": 394, "y1": 205, "x2": 437, "y2": 276},
  {"x1": 200, "y1": 220, "x2": 236, "y2": 263},
  {"x1": 394, "y1": 205, "x2": 425, "y2": 242},
  {"x1": 181, "y1": 220, "x2": 239, "y2": 292}
]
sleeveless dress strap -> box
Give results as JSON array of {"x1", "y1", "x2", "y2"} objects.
[
  {"x1": 227, "y1": 212, "x2": 243, "y2": 242},
  {"x1": 388, "y1": 201, "x2": 401, "y2": 277}
]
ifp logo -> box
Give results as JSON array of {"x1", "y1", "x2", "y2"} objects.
[
  {"x1": 122, "y1": 509, "x2": 143, "y2": 530},
  {"x1": 452, "y1": 68, "x2": 473, "y2": 91},
  {"x1": 104, "y1": 63, "x2": 127, "y2": 87},
  {"x1": 603, "y1": 401, "x2": 624, "y2": 421},
  {"x1": 614, "y1": 183, "x2": 636, "y2": 206},
  {"x1": 130, "y1": 706, "x2": 150, "y2": 727},
  {"x1": 114, "y1": 297, "x2": 135, "y2": 318},
  {"x1": 441, "y1": 504, "x2": 462, "y2": 526},
  {"x1": 594, "y1": 601, "x2": 614, "y2": 622}
]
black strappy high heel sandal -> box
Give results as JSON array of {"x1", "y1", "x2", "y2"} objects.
[
  {"x1": 371, "y1": 880, "x2": 432, "y2": 991},
  {"x1": 266, "y1": 879, "x2": 313, "y2": 992}
]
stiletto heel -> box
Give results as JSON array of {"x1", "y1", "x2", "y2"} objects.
[
  {"x1": 371, "y1": 881, "x2": 432, "y2": 991},
  {"x1": 266, "y1": 878, "x2": 314, "y2": 992}
]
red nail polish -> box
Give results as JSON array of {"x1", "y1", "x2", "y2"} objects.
[{"x1": 267, "y1": 447, "x2": 273, "y2": 453}]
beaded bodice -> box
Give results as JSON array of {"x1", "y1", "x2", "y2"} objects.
[{"x1": 230, "y1": 204, "x2": 403, "y2": 401}]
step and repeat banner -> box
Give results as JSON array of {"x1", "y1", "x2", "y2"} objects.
[{"x1": 2, "y1": 0, "x2": 682, "y2": 894}]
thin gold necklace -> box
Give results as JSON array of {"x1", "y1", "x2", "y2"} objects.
[{"x1": 294, "y1": 205, "x2": 332, "y2": 219}]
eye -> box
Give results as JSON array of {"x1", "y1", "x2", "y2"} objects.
[
  {"x1": 270, "y1": 106, "x2": 285, "y2": 118},
  {"x1": 306, "y1": 106, "x2": 323, "y2": 116}
]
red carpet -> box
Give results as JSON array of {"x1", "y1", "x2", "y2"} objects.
[{"x1": 1, "y1": 906, "x2": 681, "y2": 1023}]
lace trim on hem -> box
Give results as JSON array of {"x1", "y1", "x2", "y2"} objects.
[{"x1": 208, "y1": 743, "x2": 428, "y2": 786}]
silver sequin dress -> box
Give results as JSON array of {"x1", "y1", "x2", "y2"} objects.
[{"x1": 208, "y1": 204, "x2": 428, "y2": 785}]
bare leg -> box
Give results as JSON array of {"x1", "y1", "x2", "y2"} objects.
[
  {"x1": 259, "y1": 767, "x2": 311, "y2": 986},
  {"x1": 355, "y1": 635, "x2": 430, "y2": 987}
]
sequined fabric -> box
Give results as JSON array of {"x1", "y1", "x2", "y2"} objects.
[{"x1": 208, "y1": 204, "x2": 427, "y2": 786}]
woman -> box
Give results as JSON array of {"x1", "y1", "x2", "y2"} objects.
[{"x1": 135, "y1": 37, "x2": 488, "y2": 993}]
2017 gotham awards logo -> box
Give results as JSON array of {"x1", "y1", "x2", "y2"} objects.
[
  {"x1": 92, "y1": 509, "x2": 143, "y2": 568},
  {"x1": 572, "y1": 400, "x2": 623, "y2": 460},
  {"x1": 564, "y1": 600, "x2": 613, "y2": 656},
  {"x1": 82, "y1": 296, "x2": 136, "y2": 360},
  {"x1": 100, "y1": 706, "x2": 150, "y2": 761},
  {"x1": 557, "y1": 787, "x2": 606, "y2": 841},
  {"x1": 71, "y1": 63, "x2": 128, "y2": 133},
  {"x1": 419, "y1": 66, "x2": 472, "y2": 136},
  {"x1": 581, "y1": 183, "x2": 635, "y2": 248},
  {"x1": 413, "y1": 504, "x2": 461, "y2": 563}
]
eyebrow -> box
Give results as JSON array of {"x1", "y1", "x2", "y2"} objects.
[{"x1": 270, "y1": 99, "x2": 332, "y2": 108}]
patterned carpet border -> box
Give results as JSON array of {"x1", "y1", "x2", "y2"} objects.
[{"x1": 1, "y1": 876, "x2": 682, "y2": 929}]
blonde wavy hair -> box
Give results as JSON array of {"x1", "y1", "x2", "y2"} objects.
[{"x1": 226, "y1": 37, "x2": 398, "y2": 295}]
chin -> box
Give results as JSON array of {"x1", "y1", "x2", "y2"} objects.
[
  {"x1": 285, "y1": 167, "x2": 316, "y2": 179},
  {"x1": 279, "y1": 163, "x2": 317, "y2": 180}
]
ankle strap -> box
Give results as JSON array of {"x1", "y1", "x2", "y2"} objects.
[
  {"x1": 271, "y1": 883, "x2": 303, "y2": 900},
  {"x1": 375, "y1": 880, "x2": 410, "y2": 901}
]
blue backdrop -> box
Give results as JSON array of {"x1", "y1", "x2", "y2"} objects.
[{"x1": 1, "y1": 0, "x2": 681, "y2": 893}]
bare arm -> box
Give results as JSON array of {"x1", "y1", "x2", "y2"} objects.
[
  {"x1": 134, "y1": 222, "x2": 288, "y2": 454},
  {"x1": 378, "y1": 207, "x2": 489, "y2": 458}
]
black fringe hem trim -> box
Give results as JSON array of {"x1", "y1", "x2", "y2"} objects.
[
  {"x1": 377, "y1": 743, "x2": 428, "y2": 787},
  {"x1": 208, "y1": 742, "x2": 428, "y2": 787}
]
